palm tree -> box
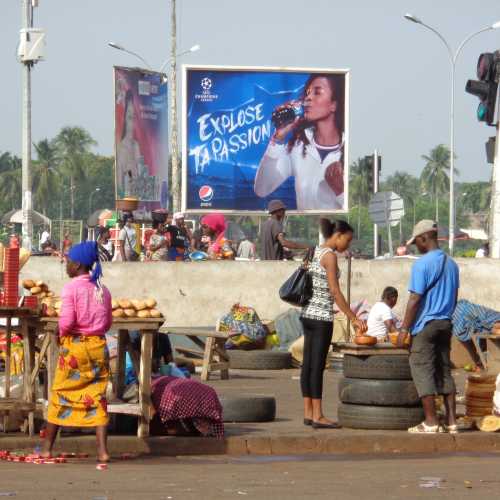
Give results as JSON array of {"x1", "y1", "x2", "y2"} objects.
[
  {"x1": 0, "y1": 153, "x2": 22, "y2": 211},
  {"x1": 33, "y1": 139, "x2": 61, "y2": 215},
  {"x1": 55, "y1": 127, "x2": 96, "y2": 219},
  {"x1": 420, "y1": 144, "x2": 458, "y2": 223},
  {"x1": 383, "y1": 171, "x2": 420, "y2": 242},
  {"x1": 349, "y1": 158, "x2": 372, "y2": 237}
]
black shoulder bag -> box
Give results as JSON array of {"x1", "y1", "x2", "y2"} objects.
[{"x1": 279, "y1": 247, "x2": 314, "y2": 307}]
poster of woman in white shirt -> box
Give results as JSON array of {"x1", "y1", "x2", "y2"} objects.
[{"x1": 254, "y1": 73, "x2": 347, "y2": 211}]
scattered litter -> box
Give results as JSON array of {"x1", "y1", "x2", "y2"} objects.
[
  {"x1": 92, "y1": 497, "x2": 108, "y2": 500},
  {"x1": 419, "y1": 477, "x2": 445, "y2": 489},
  {"x1": 464, "y1": 480, "x2": 473, "y2": 489},
  {"x1": 96, "y1": 463, "x2": 108, "y2": 471},
  {"x1": 0, "y1": 494, "x2": 16, "y2": 497},
  {"x1": 237, "y1": 492, "x2": 248, "y2": 496},
  {"x1": 291, "y1": 376, "x2": 300, "y2": 380}
]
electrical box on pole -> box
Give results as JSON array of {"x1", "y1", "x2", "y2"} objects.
[{"x1": 18, "y1": 28, "x2": 46, "y2": 63}]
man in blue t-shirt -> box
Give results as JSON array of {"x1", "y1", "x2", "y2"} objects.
[{"x1": 398, "y1": 220, "x2": 460, "y2": 434}]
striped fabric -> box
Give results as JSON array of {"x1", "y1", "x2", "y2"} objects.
[{"x1": 452, "y1": 299, "x2": 500, "y2": 341}]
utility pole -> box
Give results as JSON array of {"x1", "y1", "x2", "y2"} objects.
[
  {"x1": 490, "y1": 98, "x2": 500, "y2": 258},
  {"x1": 373, "y1": 150, "x2": 380, "y2": 257},
  {"x1": 21, "y1": 0, "x2": 34, "y2": 250},
  {"x1": 169, "y1": 0, "x2": 180, "y2": 212}
]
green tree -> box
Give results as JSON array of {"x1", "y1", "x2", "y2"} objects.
[
  {"x1": 459, "y1": 181, "x2": 491, "y2": 214},
  {"x1": 349, "y1": 158, "x2": 371, "y2": 207},
  {"x1": 33, "y1": 139, "x2": 61, "y2": 215},
  {"x1": 55, "y1": 126, "x2": 97, "y2": 219},
  {"x1": 420, "y1": 144, "x2": 457, "y2": 223},
  {"x1": 0, "y1": 152, "x2": 22, "y2": 213}
]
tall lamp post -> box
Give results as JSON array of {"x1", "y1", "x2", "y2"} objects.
[
  {"x1": 89, "y1": 187, "x2": 101, "y2": 214},
  {"x1": 403, "y1": 14, "x2": 500, "y2": 255}
]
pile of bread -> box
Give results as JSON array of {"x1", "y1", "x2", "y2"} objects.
[
  {"x1": 23, "y1": 279, "x2": 61, "y2": 317},
  {"x1": 112, "y1": 298, "x2": 162, "y2": 319}
]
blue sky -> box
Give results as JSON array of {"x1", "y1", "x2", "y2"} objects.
[{"x1": 1, "y1": 0, "x2": 500, "y2": 182}]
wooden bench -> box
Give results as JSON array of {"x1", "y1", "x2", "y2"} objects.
[
  {"x1": 160, "y1": 326, "x2": 230, "y2": 381},
  {"x1": 471, "y1": 333, "x2": 500, "y2": 372},
  {"x1": 0, "y1": 307, "x2": 39, "y2": 436},
  {"x1": 39, "y1": 317, "x2": 165, "y2": 438}
]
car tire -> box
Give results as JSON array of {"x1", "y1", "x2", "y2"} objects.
[
  {"x1": 220, "y1": 395, "x2": 276, "y2": 423},
  {"x1": 227, "y1": 350, "x2": 292, "y2": 370},
  {"x1": 338, "y1": 377, "x2": 420, "y2": 407},
  {"x1": 343, "y1": 354, "x2": 412, "y2": 380},
  {"x1": 338, "y1": 403, "x2": 424, "y2": 430}
]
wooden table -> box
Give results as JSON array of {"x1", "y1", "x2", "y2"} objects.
[
  {"x1": 337, "y1": 342, "x2": 409, "y2": 357},
  {"x1": 0, "y1": 307, "x2": 39, "y2": 436},
  {"x1": 39, "y1": 317, "x2": 165, "y2": 438},
  {"x1": 471, "y1": 333, "x2": 500, "y2": 373},
  {"x1": 160, "y1": 326, "x2": 230, "y2": 381}
]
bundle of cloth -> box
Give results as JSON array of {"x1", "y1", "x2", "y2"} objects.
[
  {"x1": 218, "y1": 303, "x2": 268, "y2": 350},
  {"x1": 452, "y1": 300, "x2": 500, "y2": 342}
]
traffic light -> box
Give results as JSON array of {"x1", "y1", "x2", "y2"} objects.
[
  {"x1": 364, "y1": 155, "x2": 381, "y2": 193},
  {"x1": 465, "y1": 51, "x2": 500, "y2": 125}
]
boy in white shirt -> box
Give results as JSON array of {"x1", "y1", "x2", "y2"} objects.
[{"x1": 366, "y1": 287, "x2": 399, "y2": 341}]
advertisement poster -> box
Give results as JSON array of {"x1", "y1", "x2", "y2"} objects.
[
  {"x1": 114, "y1": 66, "x2": 169, "y2": 211},
  {"x1": 183, "y1": 65, "x2": 349, "y2": 213}
]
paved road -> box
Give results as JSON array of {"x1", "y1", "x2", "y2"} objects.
[{"x1": 1, "y1": 452, "x2": 500, "y2": 499}]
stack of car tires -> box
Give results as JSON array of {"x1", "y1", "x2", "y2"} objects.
[{"x1": 338, "y1": 354, "x2": 424, "y2": 430}]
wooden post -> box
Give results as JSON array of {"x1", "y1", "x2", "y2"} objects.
[
  {"x1": 115, "y1": 330, "x2": 128, "y2": 399},
  {"x1": 346, "y1": 255, "x2": 352, "y2": 340},
  {"x1": 201, "y1": 336, "x2": 215, "y2": 382},
  {"x1": 22, "y1": 319, "x2": 36, "y2": 436},
  {"x1": 138, "y1": 331, "x2": 152, "y2": 438},
  {"x1": 3, "y1": 318, "x2": 11, "y2": 433},
  {"x1": 47, "y1": 330, "x2": 59, "y2": 393}
]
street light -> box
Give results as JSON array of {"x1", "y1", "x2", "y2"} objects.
[
  {"x1": 108, "y1": 42, "x2": 152, "y2": 70},
  {"x1": 108, "y1": 34, "x2": 200, "y2": 212},
  {"x1": 107, "y1": 42, "x2": 200, "y2": 74},
  {"x1": 403, "y1": 14, "x2": 500, "y2": 255},
  {"x1": 89, "y1": 187, "x2": 100, "y2": 214}
]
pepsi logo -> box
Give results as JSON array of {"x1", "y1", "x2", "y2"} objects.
[{"x1": 199, "y1": 185, "x2": 214, "y2": 202}]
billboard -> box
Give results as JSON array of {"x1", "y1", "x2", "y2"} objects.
[
  {"x1": 114, "y1": 66, "x2": 169, "y2": 211},
  {"x1": 182, "y1": 65, "x2": 349, "y2": 213}
]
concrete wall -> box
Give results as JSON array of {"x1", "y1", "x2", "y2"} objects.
[{"x1": 20, "y1": 257, "x2": 500, "y2": 326}]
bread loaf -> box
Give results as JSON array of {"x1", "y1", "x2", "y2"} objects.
[
  {"x1": 46, "y1": 306, "x2": 57, "y2": 318},
  {"x1": 30, "y1": 286, "x2": 42, "y2": 295},
  {"x1": 137, "y1": 309, "x2": 151, "y2": 318},
  {"x1": 132, "y1": 300, "x2": 147, "y2": 311},
  {"x1": 111, "y1": 299, "x2": 119, "y2": 310},
  {"x1": 145, "y1": 298, "x2": 157, "y2": 309},
  {"x1": 124, "y1": 308, "x2": 137, "y2": 318},
  {"x1": 119, "y1": 299, "x2": 132, "y2": 309},
  {"x1": 112, "y1": 308, "x2": 125, "y2": 318},
  {"x1": 149, "y1": 309, "x2": 162, "y2": 318},
  {"x1": 23, "y1": 279, "x2": 36, "y2": 290}
]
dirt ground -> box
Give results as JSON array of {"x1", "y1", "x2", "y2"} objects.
[{"x1": 1, "y1": 452, "x2": 500, "y2": 499}]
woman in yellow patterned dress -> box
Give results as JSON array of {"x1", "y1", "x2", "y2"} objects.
[{"x1": 41, "y1": 241, "x2": 112, "y2": 462}]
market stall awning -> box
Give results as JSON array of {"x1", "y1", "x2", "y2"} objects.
[
  {"x1": 437, "y1": 226, "x2": 470, "y2": 241},
  {"x1": 1, "y1": 209, "x2": 51, "y2": 226},
  {"x1": 460, "y1": 228, "x2": 488, "y2": 241},
  {"x1": 87, "y1": 208, "x2": 114, "y2": 228}
]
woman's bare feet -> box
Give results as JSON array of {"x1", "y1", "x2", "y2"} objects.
[
  {"x1": 313, "y1": 416, "x2": 335, "y2": 425},
  {"x1": 97, "y1": 452, "x2": 111, "y2": 463}
]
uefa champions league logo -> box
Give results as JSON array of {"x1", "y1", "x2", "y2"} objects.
[
  {"x1": 194, "y1": 75, "x2": 218, "y2": 102},
  {"x1": 201, "y1": 78, "x2": 212, "y2": 91}
]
